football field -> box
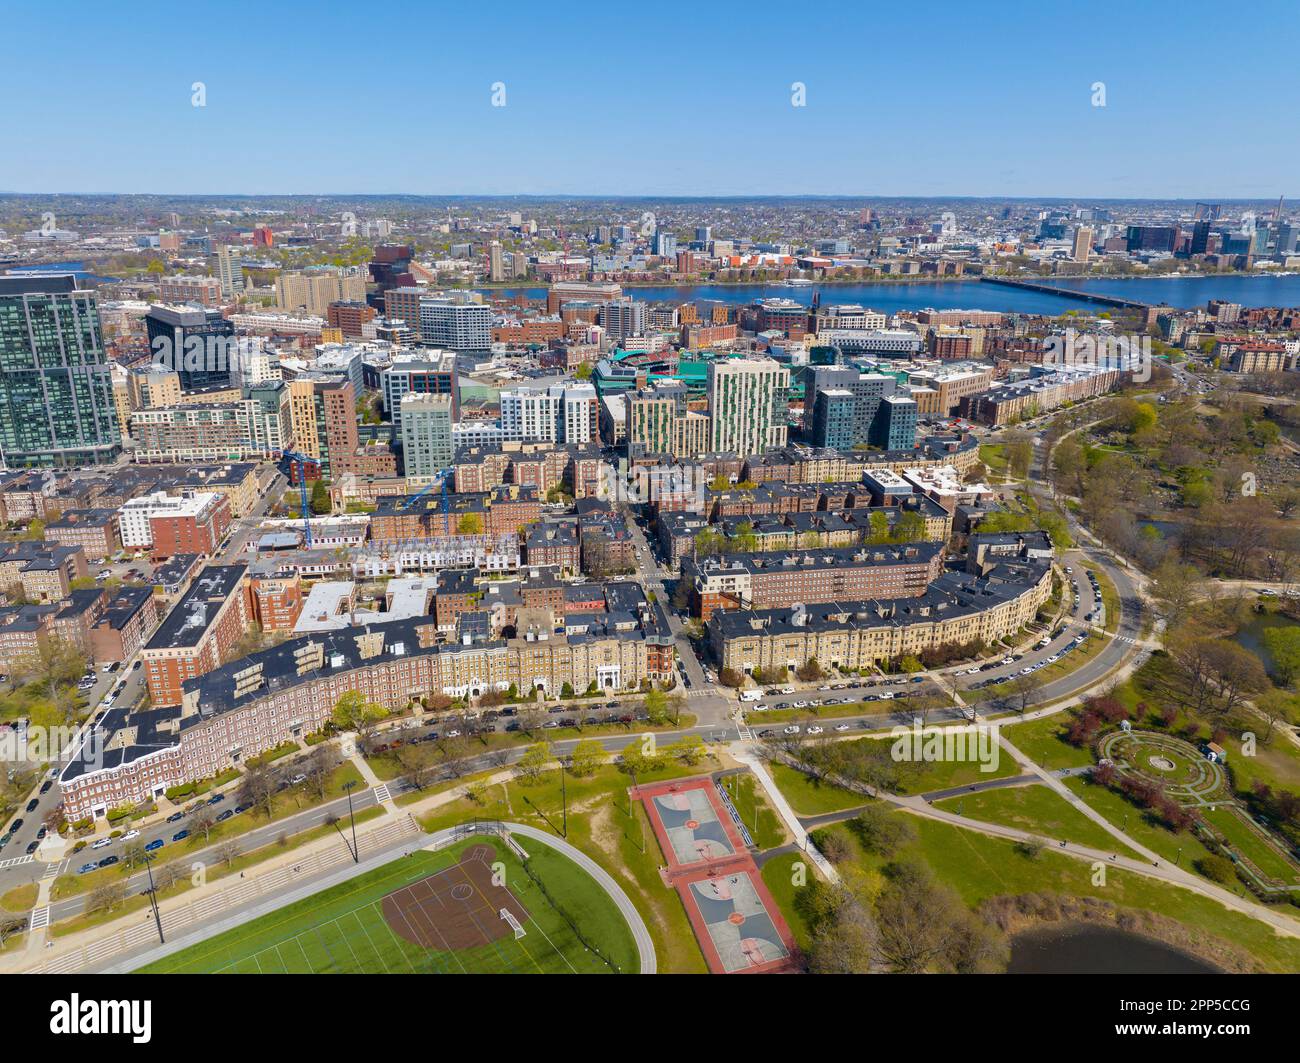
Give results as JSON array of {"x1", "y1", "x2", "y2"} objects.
[{"x1": 136, "y1": 836, "x2": 637, "y2": 974}]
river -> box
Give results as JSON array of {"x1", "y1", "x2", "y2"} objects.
[
  {"x1": 1007, "y1": 922, "x2": 1221, "y2": 974},
  {"x1": 480, "y1": 273, "x2": 1300, "y2": 316}
]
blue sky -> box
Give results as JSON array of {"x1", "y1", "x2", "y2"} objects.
[{"x1": 3, "y1": 0, "x2": 1296, "y2": 198}]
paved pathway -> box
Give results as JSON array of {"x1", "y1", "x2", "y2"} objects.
[{"x1": 730, "y1": 746, "x2": 840, "y2": 885}]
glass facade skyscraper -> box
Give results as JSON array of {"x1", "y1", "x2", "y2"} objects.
[{"x1": 0, "y1": 275, "x2": 121, "y2": 467}]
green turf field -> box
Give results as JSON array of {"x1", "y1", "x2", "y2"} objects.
[{"x1": 135, "y1": 836, "x2": 638, "y2": 974}]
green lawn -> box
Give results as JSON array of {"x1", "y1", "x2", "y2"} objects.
[
  {"x1": 1062, "y1": 776, "x2": 1220, "y2": 871},
  {"x1": 416, "y1": 760, "x2": 711, "y2": 973},
  {"x1": 135, "y1": 837, "x2": 638, "y2": 974},
  {"x1": 718, "y1": 772, "x2": 786, "y2": 850},
  {"x1": 1002, "y1": 712, "x2": 1096, "y2": 770},
  {"x1": 768, "y1": 762, "x2": 866, "y2": 817},
  {"x1": 760, "y1": 851, "x2": 818, "y2": 952},
  {"x1": 1200, "y1": 805, "x2": 1300, "y2": 886},
  {"x1": 933, "y1": 783, "x2": 1141, "y2": 855}
]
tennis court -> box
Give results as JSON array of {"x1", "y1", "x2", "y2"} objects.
[{"x1": 137, "y1": 836, "x2": 636, "y2": 974}]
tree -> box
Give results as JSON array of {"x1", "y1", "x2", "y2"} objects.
[
  {"x1": 795, "y1": 657, "x2": 824, "y2": 682},
  {"x1": 718, "y1": 668, "x2": 744, "y2": 689},
  {"x1": 848, "y1": 802, "x2": 916, "y2": 857},
  {"x1": 121, "y1": 841, "x2": 147, "y2": 870},
  {"x1": 12, "y1": 634, "x2": 85, "y2": 721},
  {"x1": 303, "y1": 745, "x2": 342, "y2": 800},
  {"x1": 84, "y1": 882, "x2": 127, "y2": 917},
  {"x1": 394, "y1": 743, "x2": 439, "y2": 791},
  {"x1": 517, "y1": 705, "x2": 546, "y2": 736},
  {"x1": 1262, "y1": 627, "x2": 1300, "y2": 687},
  {"x1": 1150, "y1": 558, "x2": 1204, "y2": 628},
  {"x1": 1010, "y1": 671, "x2": 1043, "y2": 715},
  {"x1": 808, "y1": 887, "x2": 877, "y2": 974},
  {"x1": 569, "y1": 738, "x2": 605, "y2": 777},
  {"x1": 153, "y1": 861, "x2": 187, "y2": 892},
  {"x1": 214, "y1": 839, "x2": 242, "y2": 868},
  {"x1": 456, "y1": 512, "x2": 484, "y2": 535},
  {"x1": 331, "y1": 690, "x2": 386, "y2": 734},
  {"x1": 667, "y1": 735, "x2": 706, "y2": 765},
  {"x1": 516, "y1": 741, "x2": 553, "y2": 783},
  {"x1": 188, "y1": 806, "x2": 217, "y2": 842},
  {"x1": 237, "y1": 764, "x2": 279, "y2": 819},
  {"x1": 309, "y1": 479, "x2": 331, "y2": 515}
]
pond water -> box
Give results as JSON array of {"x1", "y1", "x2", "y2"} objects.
[
  {"x1": 1234, "y1": 612, "x2": 1300, "y2": 678},
  {"x1": 1008, "y1": 922, "x2": 1220, "y2": 974}
]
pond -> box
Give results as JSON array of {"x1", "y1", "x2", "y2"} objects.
[
  {"x1": 1007, "y1": 922, "x2": 1220, "y2": 974},
  {"x1": 1233, "y1": 612, "x2": 1300, "y2": 679}
]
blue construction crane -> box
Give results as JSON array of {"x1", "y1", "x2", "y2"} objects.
[
  {"x1": 398, "y1": 477, "x2": 452, "y2": 535},
  {"x1": 276, "y1": 449, "x2": 320, "y2": 548}
]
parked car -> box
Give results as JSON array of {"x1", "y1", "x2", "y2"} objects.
[
  {"x1": 25, "y1": 840, "x2": 39, "y2": 854},
  {"x1": 215, "y1": 810, "x2": 233, "y2": 822},
  {"x1": 834, "y1": 723, "x2": 851, "y2": 732},
  {"x1": 783, "y1": 725, "x2": 801, "y2": 734},
  {"x1": 78, "y1": 863, "x2": 99, "y2": 875},
  {"x1": 122, "y1": 829, "x2": 140, "y2": 841},
  {"x1": 166, "y1": 811, "x2": 185, "y2": 823},
  {"x1": 207, "y1": 793, "x2": 224, "y2": 805},
  {"x1": 39, "y1": 780, "x2": 52, "y2": 795},
  {"x1": 91, "y1": 836, "x2": 112, "y2": 850},
  {"x1": 144, "y1": 839, "x2": 164, "y2": 852},
  {"x1": 172, "y1": 830, "x2": 190, "y2": 842},
  {"x1": 98, "y1": 855, "x2": 119, "y2": 868}
]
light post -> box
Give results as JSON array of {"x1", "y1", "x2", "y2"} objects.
[
  {"x1": 142, "y1": 852, "x2": 164, "y2": 944},
  {"x1": 342, "y1": 780, "x2": 359, "y2": 863}
]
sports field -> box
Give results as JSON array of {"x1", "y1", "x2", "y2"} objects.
[{"x1": 136, "y1": 836, "x2": 638, "y2": 974}]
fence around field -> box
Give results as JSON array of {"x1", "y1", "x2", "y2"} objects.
[{"x1": 31, "y1": 814, "x2": 422, "y2": 974}]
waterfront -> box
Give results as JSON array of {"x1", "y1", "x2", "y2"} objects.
[
  {"x1": 1007, "y1": 922, "x2": 1221, "y2": 974},
  {"x1": 481, "y1": 272, "x2": 1300, "y2": 316}
]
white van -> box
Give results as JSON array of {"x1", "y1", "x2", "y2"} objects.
[{"x1": 740, "y1": 691, "x2": 762, "y2": 703}]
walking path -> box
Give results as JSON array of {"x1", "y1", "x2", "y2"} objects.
[{"x1": 730, "y1": 747, "x2": 840, "y2": 885}]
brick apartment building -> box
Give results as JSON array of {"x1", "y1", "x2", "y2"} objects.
[
  {"x1": 44, "y1": 509, "x2": 120, "y2": 561},
  {"x1": 683, "y1": 541, "x2": 945, "y2": 620},
  {"x1": 148, "y1": 491, "x2": 232, "y2": 559},
  {"x1": 90, "y1": 585, "x2": 160, "y2": 664},
  {"x1": 140, "y1": 564, "x2": 249, "y2": 706}
]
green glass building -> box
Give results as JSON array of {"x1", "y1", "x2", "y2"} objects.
[{"x1": 0, "y1": 275, "x2": 121, "y2": 467}]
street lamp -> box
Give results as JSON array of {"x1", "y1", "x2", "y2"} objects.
[{"x1": 342, "y1": 781, "x2": 359, "y2": 863}]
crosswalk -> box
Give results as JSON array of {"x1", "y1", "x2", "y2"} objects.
[
  {"x1": 28, "y1": 906, "x2": 50, "y2": 931},
  {"x1": 372, "y1": 783, "x2": 392, "y2": 804},
  {"x1": 736, "y1": 721, "x2": 754, "y2": 741},
  {"x1": 0, "y1": 855, "x2": 33, "y2": 870}
]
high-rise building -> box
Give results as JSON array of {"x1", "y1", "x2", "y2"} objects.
[
  {"x1": 275, "y1": 266, "x2": 367, "y2": 315},
  {"x1": 801, "y1": 366, "x2": 918, "y2": 451},
  {"x1": 214, "y1": 245, "x2": 245, "y2": 298},
  {"x1": 399, "y1": 393, "x2": 454, "y2": 479},
  {"x1": 144, "y1": 304, "x2": 235, "y2": 391},
  {"x1": 417, "y1": 293, "x2": 492, "y2": 350},
  {"x1": 381, "y1": 353, "x2": 459, "y2": 431},
  {"x1": 706, "y1": 358, "x2": 789, "y2": 457},
  {"x1": 599, "y1": 297, "x2": 647, "y2": 342},
  {"x1": 1072, "y1": 226, "x2": 1093, "y2": 263},
  {"x1": 0, "y1": 275, "x2": 121, "y2": 467},
  {"x1": 499, "y1": 382, "x2": 597, "y2": 444},
  {"x1": 652, "y1": 231, "x2": 677, "y2": 258},
  {"x1": 286, "y1": 376, "x2": 360, "y2": 478},
  {"x1": 488, "y1": 241, "x2": 506, "y2": 282}
]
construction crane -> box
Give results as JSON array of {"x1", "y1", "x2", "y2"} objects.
[
  {"x1": 399, "y1": 477, "x2": 452, "y2": 535},
  {"x1": 275, "y1": 449, "x2": 320, "y2": 548}
]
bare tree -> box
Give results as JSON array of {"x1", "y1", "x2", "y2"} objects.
[
  {"x1": 238, "y1": 764, "x2": 279, "y2": 819},
  {"x1": 188, "y1": 806, "x2": 217, "y2": 842},
  {"x1": 214, "y1": 839, "x2": 242, "y2": 869}
]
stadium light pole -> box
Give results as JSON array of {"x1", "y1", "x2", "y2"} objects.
[
  {"x1": 343, "y1": 780, "x2": 359, "y2": 863},
  {"x1": 142, "y1": 852, "x2": 164, "y2": 944}
]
